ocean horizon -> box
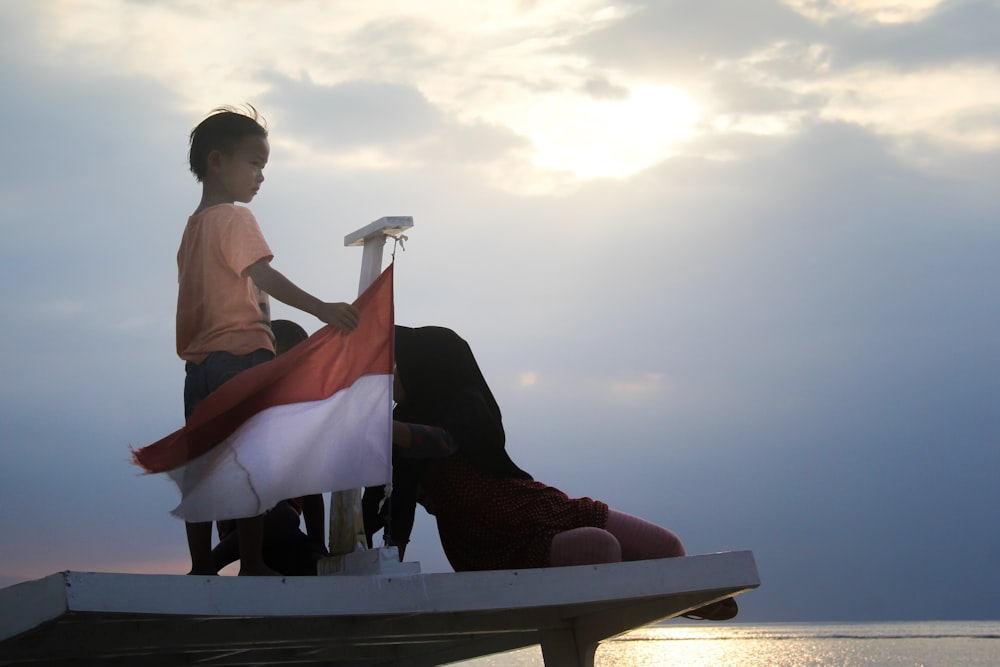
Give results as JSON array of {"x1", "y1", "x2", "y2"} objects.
[{"x1": 456, "y1": 619, "x2": 1000, "y2": 666}]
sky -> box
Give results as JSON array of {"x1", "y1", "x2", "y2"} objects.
[{"x1": 0, "y1": 0, "x2": 998, "y2": 624}]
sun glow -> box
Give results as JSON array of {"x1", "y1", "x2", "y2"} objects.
[
  {"x1": 519, "y1": 371, "x2": 538, "y2": 388},
  {"x1": 519, "y1": 84, "x2": 701, "y2": 179}
]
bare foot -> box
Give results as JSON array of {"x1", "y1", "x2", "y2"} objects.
[{"x1": 682, "y1": 597, "x2": 739, "y2": 621}]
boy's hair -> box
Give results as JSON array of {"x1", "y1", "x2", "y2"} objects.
[
  {"x1": 272, "y1": 319, "x2": 308, "y2": 356},
  {"x1": 188, "y1": 105, "x2": 268, "y2": 182}
]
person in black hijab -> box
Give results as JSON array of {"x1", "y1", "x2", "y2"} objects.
[
  {"x1": 363, "y1": 325, "x2": 671, "y2": 567},
  {"x1": 362, "y1": 325, "x2": 737, "y2": 620},
  {"x1": 363, "y1": 324, "x2": 530, "y2": 562}
]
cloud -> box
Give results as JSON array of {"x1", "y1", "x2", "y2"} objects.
[
  {"x1": 780, "y1": 0, "x2": 948, "y2": 25},
  {"x1": 261, "y1": 75, "x2": 446, "y2": 150},
  {"x1": 818, "y1": 66, "x2": 1000, "y2": 150},
  {"x1": 258, "y1": 73, "x2": 531, "y2": 173},
  {"x1": 566, "y1": 0, "x2": 1000, "y2": 166},
  {"x1": 572, "y1": 0, "x2": 814, "y2": 79}
]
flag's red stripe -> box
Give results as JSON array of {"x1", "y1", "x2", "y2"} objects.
[{"x1": 132, "y1": 264, "x2": 394, "y2": 473}]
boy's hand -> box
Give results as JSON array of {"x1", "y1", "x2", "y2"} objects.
[
  {"x1": 317, "y1": 302, "x2": 360, "y2": 332},
  {"x1": 244, "y1": 260, "x2": 360, "y2": 331}
]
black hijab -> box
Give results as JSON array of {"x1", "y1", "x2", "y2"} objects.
[
  {"x1": 393, "y1": 325, "x2": 530, "y2": 479},
  {"x1": 363, "y1": 325, "x2": 530, "y2": 552}
]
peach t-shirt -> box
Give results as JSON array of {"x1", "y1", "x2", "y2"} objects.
[{"x1": 176, "y1": 204, "x2": 275, "y2": 363}]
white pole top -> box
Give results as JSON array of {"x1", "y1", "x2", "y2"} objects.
[{"x1": 344, "y1": 216, "x2": 414, "y2": 247}]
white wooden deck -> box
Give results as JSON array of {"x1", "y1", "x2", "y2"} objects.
[{"x1": 0, "y1": 551, "x2": 758, "y2": 667}]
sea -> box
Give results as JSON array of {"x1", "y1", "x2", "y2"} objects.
[{"x1": 455, "y1": 620, "x2": 1000, "y2": 666}]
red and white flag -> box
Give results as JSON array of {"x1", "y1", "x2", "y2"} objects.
[{"x1": 133, "y1": 264, "x2": 394, "y2": 522}]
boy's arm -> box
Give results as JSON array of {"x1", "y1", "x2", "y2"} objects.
[{"x1": 246, "y1": 258, "x2": 359, "y2": 331}]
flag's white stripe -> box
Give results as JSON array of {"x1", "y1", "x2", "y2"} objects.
[{"x1": 168, "y1": 374, "x2": 393, "y2": 522}]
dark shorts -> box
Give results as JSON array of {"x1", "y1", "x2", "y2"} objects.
[{"x1": 183, "y1": 348, "x2": 274, "y2": 420}]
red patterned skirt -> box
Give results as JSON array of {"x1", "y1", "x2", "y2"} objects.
[{"x1": 421, "y1": 453, "x2": 609, "y2": 571}]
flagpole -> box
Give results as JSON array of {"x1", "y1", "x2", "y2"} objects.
[{"x1": 329, "y1": 216, "x2": 413, "y2": 558}]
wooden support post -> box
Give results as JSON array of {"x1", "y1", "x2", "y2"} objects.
[
  {"x1": 327, "y1": 217, "x2": 414, "y2": 557},
  {"x1": 540, "y1": 628, "x2": 597, "y2": 667}
]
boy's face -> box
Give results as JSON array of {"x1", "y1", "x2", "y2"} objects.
[{"x1": 212, "y1": 135, "x2": 269, "y2": 204}]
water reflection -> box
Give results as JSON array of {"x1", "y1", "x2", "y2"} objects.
[
  {"x1": 458, "y1": 621, "x2": 1000, "y2": 667},
  {"x1": 597, "y1": 626, "x2": 743, "y2": 666}
]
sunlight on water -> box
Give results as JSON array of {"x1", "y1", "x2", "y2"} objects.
[
  {"x1": 457, "y1": 621, "x2": 1000, "y2": 667},
  {"x1": 597, "y1": 626, "x2": 837, "y2": 666}
]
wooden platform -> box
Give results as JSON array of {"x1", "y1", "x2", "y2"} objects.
[{"x1": 0, "y1": 551, "x2": 759, "y2": 667}]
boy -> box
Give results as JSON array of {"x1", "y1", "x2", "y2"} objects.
[
  {"x1": 178, "y1": 106, "x2": 358, "y2": 575},
  {"x1": 211, "y1": 320, "x2": 328, "y2": 576}
]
